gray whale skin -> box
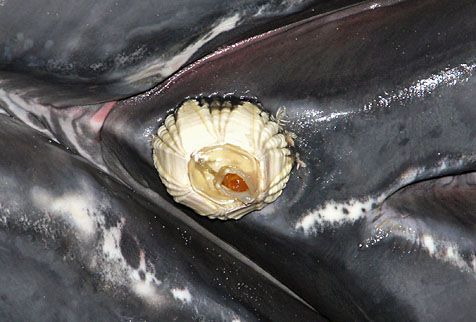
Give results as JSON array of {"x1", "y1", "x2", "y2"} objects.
[{"x1": 0, "y1": 0, "x2": 475, "y2": 321}]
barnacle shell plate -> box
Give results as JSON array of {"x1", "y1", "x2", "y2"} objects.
[{"x1": 152, "y1": 99, "x2": 293, "y2": 220}]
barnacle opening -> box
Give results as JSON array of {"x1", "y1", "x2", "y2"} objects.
[{"x1": 188, "y1": 144, "x2": 261, "y2": 205}]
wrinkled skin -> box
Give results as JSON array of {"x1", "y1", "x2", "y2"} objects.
[{"x1": 0, "y1": 0, "x2": 475, "y2": 321}]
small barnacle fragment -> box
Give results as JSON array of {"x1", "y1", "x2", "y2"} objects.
[
  {"x1": 295, "y1": 152, "x2": 307, "y2": 170},
  {"x1": 152, "y1": 98, "x2": 295, "y2": 220},
  {"x1": 273, "y1": 106, "x2": 289, "y2": 127},
  {"x1": 285, "y1": 130, "x2": 297, "y2": 147}
]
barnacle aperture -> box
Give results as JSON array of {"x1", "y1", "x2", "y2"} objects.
[{"x1": 152, "y1": 99, "x2": 294, "y2": 220}]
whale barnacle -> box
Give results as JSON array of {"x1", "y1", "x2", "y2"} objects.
[{"x1": 152, "y1": 98, "x2": 294, "y2": 220}]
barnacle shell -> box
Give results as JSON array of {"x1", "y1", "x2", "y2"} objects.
[{"x1": 152, "y1": 99, "x2": 294, "y2": 220}]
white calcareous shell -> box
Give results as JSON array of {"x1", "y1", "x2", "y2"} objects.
[{"x1": 152, "y1": 99, "x2": 294, "y2": 220}]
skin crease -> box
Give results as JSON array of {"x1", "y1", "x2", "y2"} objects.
[
  {"x1": 0, "y1": 0, "x2": 362, "y2": 106},
  {"x1": 0, "y1": 113, "x2": 322, "y2": 321},
  {"x1": 101, "y1": 0, "x2": 476, "y2": 320},
  {"x1": 0, "y1": 0, "x2": 475, "y2": 321},
  {"x1": 0, "y1": 1, "x2": 343, "y2": 321}
]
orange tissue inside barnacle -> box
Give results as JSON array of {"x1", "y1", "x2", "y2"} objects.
[
  {"x1": 222, "y1": 173, "x2": 249, "y2": 192},
  {"x1": 188, "y1": 144, "x2": 260, "y2": 204}
]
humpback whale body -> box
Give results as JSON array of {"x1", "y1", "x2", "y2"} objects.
[{"x1": 0, "y1": 0, "x2": 475, "y2": 320}]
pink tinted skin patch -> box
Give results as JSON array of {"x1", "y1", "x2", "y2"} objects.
[
  {"x1": 92, "y1": 101, "x2": 116, "y2": 125},
  {"x1": 90, "y1": 101, "x2": 117, "y2": 138}
]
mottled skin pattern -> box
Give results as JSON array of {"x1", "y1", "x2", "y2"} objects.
[
  {"x1": 0, "y1": 0, "x2": 475, "y2": 321},
  {"x1": 103, "y1": 0, "x2": 476, "y2": 320},
  {"x1": 0, "y1": 116, "x2": 320, "y2": 321},
  {"x1": 0, "y1": 0, "x2": 358, "y2": 106}
]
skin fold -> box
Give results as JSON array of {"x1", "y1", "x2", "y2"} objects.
[
  {"x1": 0, "y1": 0, "x2": 359, "y2": 106},
  {"x1": 0, "y1": 0, "x2": 475, "y2": 320},
  {"x1": 0, "y1": 115, "x2": 322, "y2": 321}
]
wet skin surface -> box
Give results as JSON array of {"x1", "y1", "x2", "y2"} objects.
[
  {"x1": 0, "y1": 0, "x2": 360, "y2": 106},
  {"x1": 0, "y1": 0, "x2": 475, "y2": 320}
]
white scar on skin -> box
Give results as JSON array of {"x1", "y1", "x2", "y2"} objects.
[
  {"x1": 253, "y1": 0, "x2": 308, "y2": 17},
  {"x1": 295, "y1": 159, "x2": 465, "y2": 234},
  {"x1": 171, "y1": 288, "x2": 192, "y2": 304},
  {"x1": 98, "y1": 219, "x2": 162, "y2": 306},
  {"x1": 364, "y1": 228, "x2": 476, "y2": 275},
  {"x1": 358, "y1": 161, "x2": 476, "y2": 275},
  {"x1": 422, "y1": 236, "x2": 472, "y2": 274},
  {"x1": 132, "y1": 248, "x2": 162, "y2": 306},
  {"x1": 126, "y1": 13, "x2": 241, "y2": 83},
  {"x1": 31, "y1": 186, "x2": 97, "y2": 238},
  {"x1": 421, "y1": 234, "x2": 436, "y2": 255},
  {"x1": 295, "y1": 197, "x2": 383, "y2": 234},
  {"x1": 30, "y1": 184, "x2": 163, "y2": 306}
]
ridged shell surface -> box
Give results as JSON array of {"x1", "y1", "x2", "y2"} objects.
[{"x1": 152, "y1": 99, "x2": 293, "y2": 220}]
